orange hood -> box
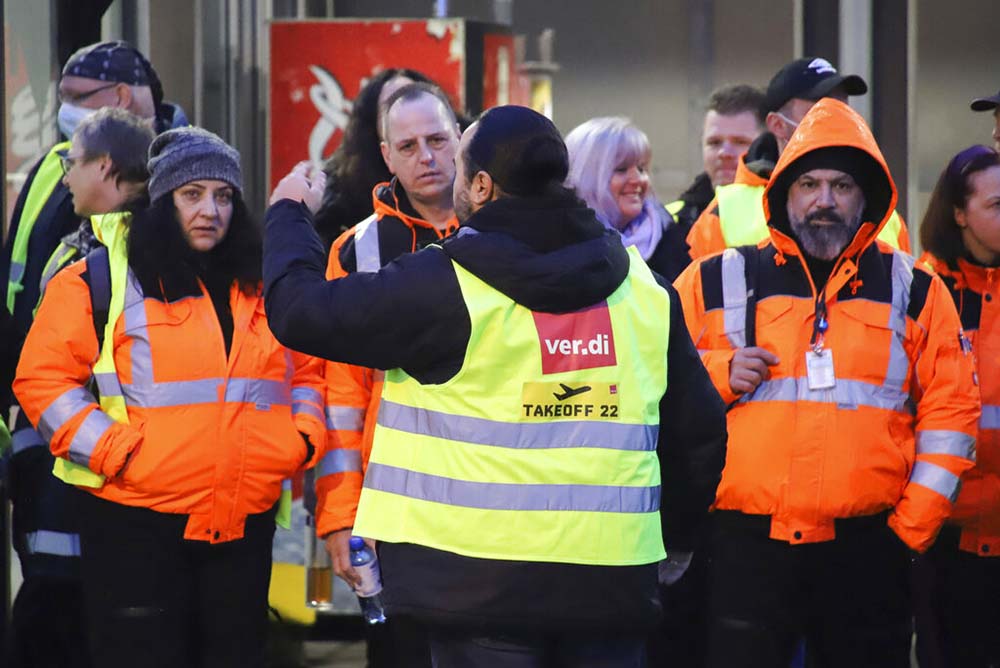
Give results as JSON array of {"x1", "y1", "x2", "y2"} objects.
[{"x1": 763, "y1": 98, "x2": 898, "y2": 261}]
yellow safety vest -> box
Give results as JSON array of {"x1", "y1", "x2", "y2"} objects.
[
  {"x1": 354, "y1": 246, "x2": 670, "y2": 566},
  {"x1": 716, "y1": 182, "x2": 907, "y2": 250},
  {"x1": 6, "y1": 141, "x2": 71, "y2": 314},
  {"x1": 665, "y1": 200, "x2": 685, "y2": 217},
  {"x1": 52, "y1": 213, "x2": 131, "y2": 489}
]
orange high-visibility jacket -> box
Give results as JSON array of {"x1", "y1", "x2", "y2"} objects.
[
  {"x1": 315, "y1": 181, "x2": 457, "y2": 537},
  {"x1": 686, "y1": 148, "x2": 911, "y2": 261},
  {"x1": 922, "y1": 253, "x2": 1000, "y2": 556},
  {"x1": 14, "y1": 261, "x2": 326, "y2": 543},
  {"x1": 674, "y1": 99, "x2": 980, "y2": 553}
]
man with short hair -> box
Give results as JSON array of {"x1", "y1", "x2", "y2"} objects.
[
  {"x1": 674, "y1": 97, "x2": 980, "y2": 668},
  {"x1": 663, "y1": 84, "x2": 765, "y2": 281},
  {"x1": 314, "y1": 81, "x2": 460, "y2": 667},
  {"x1": 686, "y1": 57, "x2": 910, "y2": 260},
  {"x1": 263, "y1": 105, "x2": 728, "y2": 668},
  {"x1": 970, "y1": 89, "x2": 1000, "y2": 152},
  {"x1": 1, "y1": 41, "x2": 182, "y2": 668}
]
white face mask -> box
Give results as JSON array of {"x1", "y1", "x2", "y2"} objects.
[{"x1": 57, "y1": 102, "x2": 93, "y2": 139}]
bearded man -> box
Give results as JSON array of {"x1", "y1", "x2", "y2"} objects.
[{"x1": 674, "y1": 97, "x2": 980, "y2": 668}]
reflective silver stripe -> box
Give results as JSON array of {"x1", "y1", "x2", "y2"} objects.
[
  {"x1": 292, "y1": 402, "x2": 324, "y2": 421},
  {"x1": 25, "y1": 530, "x2": 81, "y2": 557},
  {"x1": 12, "y1": 428, "x2": 45, "y2": 454},
  {"x1": 318, "y1": 449, "x2": 363, "y2": 476},
  {"x1": 720, "y1": 248, "x2": 748, "y2": 349},
  {"x1": 224, "y1": 378, "x2": 291, "y2": 407},
  {"x1": 353, "y1": 214, "x2": 381, "y2": 273},
  {"x1": 94, "y1": 372, "x2": 124, "y2": 397},
  {"x1": 121, "y1": 378, "x2": 291, "y2": 408},
  {"x1": 282, "y1": 478, "x2": 292, "y2": 492},
  {"x1": 885, "y1": 251, "x2": 915, "y2": 390},
  {"x1": 980, "y1": 404, "x2": 1000, "y2": 430},
  {"x1": 326, "y1": 405, "x2": 366, "y2": 432},
  {"x1": 365, "y1": 463, "x2": 660, "y2": 513},
  {"x1": 739, "y1": 377, "x2": 913, "y2": 413},
  {"x1": 123, "y1": 379, "x2": 220, "y2": 407},
  {"x1": 378, "y1": 400, "x2": 659, "y2": 451},
  {"x1": 124, "y1": 272, "x2": 153, "y2": 385},
  {"x1": 291, "y1": 387, "x2": 323, "y2": 407},
  {"x1": 67, "y1": 409, "x2": 115, "y2": 465},
  {"x1": 910, "y1": 460, "x2": 962, "y2": 502},
  {"x1": 38, "y1": 387, "x2": 97, "y2": 442},
  {"x1": 9, "y1": 260, "x2": 25, "y2": 283},
  {"x1": 916, "y1": 430, "x2": 976, "y2": 460}
]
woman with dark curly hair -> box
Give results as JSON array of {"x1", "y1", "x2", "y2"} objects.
[
  {"x1": 313, "y1": 68, "x2": 432, "y2": 246},
  {"x1": 15, "y1": 127, "x2": 326, "y2": 668}
]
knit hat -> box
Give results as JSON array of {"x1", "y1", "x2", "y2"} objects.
[
  {"x1": 147, "y1": 127, "x2": 242, "y2": 203},
  {"x1": 466, "y1": 105, "x2": 568, "y2": 197}
]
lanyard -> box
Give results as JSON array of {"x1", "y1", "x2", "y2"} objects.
[{"x1": 810, "y1": 292, "x2": 829, "y2": 353}]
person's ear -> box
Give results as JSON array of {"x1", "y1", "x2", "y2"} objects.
[
  {"x1": 113, "y1": 83, "x2": 133, "y2": 110},
  {"x1": 470, "y1": 171, "x2": 494, "y2": 206},
  {"x1": 97, "y1": 154, "x2": 114, "y2": 181},
  {"x1": 954, "y1": 205, "x2": 968, "y2": 229},
  {"x1": 765, "y1": 112, "x2": 784, "y2": 140}
]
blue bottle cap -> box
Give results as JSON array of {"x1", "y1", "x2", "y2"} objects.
[{"x1": 349, "y1": 536, "x2": 365, "y2": 550}]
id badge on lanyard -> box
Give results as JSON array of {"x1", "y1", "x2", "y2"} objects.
[{"x1": 806, "y1": 301, "x2": 835, "y2": 390}]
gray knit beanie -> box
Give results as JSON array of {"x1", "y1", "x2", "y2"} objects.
[{"x1": 147, "y1": 126, "x2": 242, "y2": 203}]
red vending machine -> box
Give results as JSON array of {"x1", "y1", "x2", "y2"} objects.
[{"x1": 269, "y1": 17, "x2": 530, "y2": 190}]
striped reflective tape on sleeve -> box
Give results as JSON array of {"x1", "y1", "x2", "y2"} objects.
[
  {"x1": 916, "y1": 430, "x2": 976, "y2": 461},
  {"x1": 66, "y1": 409, "x2": 116, "y2": 466},
  {"x1": 38, "y1": 387, "x2": 99, "y2": 442},
  {"x1": 910, "y1": 460, "x2": 962, "y2": 503}
]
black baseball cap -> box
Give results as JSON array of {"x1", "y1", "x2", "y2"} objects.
[
  {"x1": 764, "y1": 57, "x2": 868, "y2": 113},
  {"x1": 971, "y1": 90, "x2": 1000, "y2": 112}
]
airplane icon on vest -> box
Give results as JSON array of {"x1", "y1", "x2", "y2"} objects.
[{"x1": 553, "y1": 383, "x2": 592, "y2": 401}]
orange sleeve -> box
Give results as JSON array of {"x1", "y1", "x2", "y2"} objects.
[
  {"x1": 289, "y1": 350, "x2": 327, "y2": 468},
  {"x1": 313, "y1": 227, "x2": 370, "y2": 536},
  {"x1": 13, "y1": 264, "x2": 142, "y2": 478},
  {"x1": 673, "y1": 258, "x2": 740, "y2": 405},
  {"x1": 314, "y1": 360, "x2": 371, "y2": 537},
  {"x1": 685, "y1": 198, "x2": 726, "y2": 261},
  {"x1": 888, "y1": 271, "x2": 980, "y2": 552}
]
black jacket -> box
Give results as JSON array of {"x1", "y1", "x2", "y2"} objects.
[
  {"x1": 651, "y1": 172, "x2": 716, "y2": 282},
  {"x1": 264, "y1": 195, "x2": 727, "y2": 632}
]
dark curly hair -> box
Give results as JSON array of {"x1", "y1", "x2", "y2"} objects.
[{"x1": 313, "y1": 68, "x2": 433, "y2": 246}]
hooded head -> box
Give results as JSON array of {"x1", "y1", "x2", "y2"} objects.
[{"x1": 764, "y1": 98, "x2": 896, "y2": 261}]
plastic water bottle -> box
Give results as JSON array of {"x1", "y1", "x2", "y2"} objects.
[{"x1": 349, "y1": 536, "x2": 387, "y2": 624}]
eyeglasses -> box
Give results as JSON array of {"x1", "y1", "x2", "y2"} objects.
[
  {"x1": 58, "y1": 82, "x2": 119, "y2": 105},
  {"x1": 59, "y1": 152, "x2": 84, "y2": 175}
]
